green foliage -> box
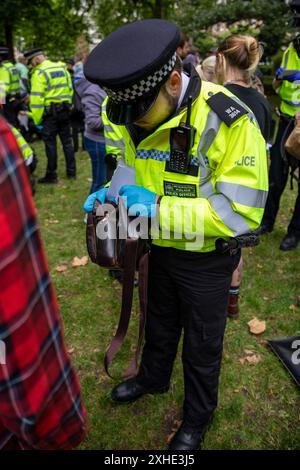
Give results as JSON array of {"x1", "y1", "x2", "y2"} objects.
[
  {"x1": 171, "y1": 0, "x2": 296, "y2": 58},
  {"x1": 93, "y1": 0, "x2": 175, "y2": 37},
  {"x1": 0, "y1": 0, "x2": 93, "y2": 59}
]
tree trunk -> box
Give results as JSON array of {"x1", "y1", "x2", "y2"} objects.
[{"x1": 5, "y1": 21, "x2": 14, "y2": 62}]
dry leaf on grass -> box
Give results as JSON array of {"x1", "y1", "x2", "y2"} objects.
[
  {"x1": 56, "y1": 264, "x2": 68, "y2": 273},
  {"x1": 289, "y1": 304, "x2": 297, "y2": 311},
  {"x1": 248, "y1": 317, "x2": 266, "y2": 335},
  {"x1": 67, "y1": 347, "x2": 75, "y2": 354},
  {"x1": 256, "y1": 263, "x2": 263, "y2": 269},
  {"x1": 239, "y1": 350, "x2": 262, "y2": 365},
  {"x1": 72, "y1": 256, "x2": 88, "y2": 267}
]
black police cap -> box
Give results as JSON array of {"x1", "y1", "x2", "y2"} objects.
[
  {"x1": 84, "y1": 19, "x2": 181, "y2": 124},
  {"x1": 23, "y1": 48, "x2": 44, "y2": 61}
]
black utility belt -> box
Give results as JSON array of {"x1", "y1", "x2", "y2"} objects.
[{"x1": 44, "y1": 102, "x2": 71, "y2": 114}]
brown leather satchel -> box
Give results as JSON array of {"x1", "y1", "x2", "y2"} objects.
[{"x1": 86, "y1": 197, "x2": 150, "y2": 378}]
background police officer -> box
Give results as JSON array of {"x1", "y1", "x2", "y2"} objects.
[
  {"x1": 23, "y1": 48, "x2": 76, "y2": 183},
  {"x1": 83, "y1": 19, "x2": 268, "y2": 450},
  {"x1": 259, "y1": 34, "x2": 300, "y2": 250},
  {"x1": 0, "y1": 46, "x2": 21, "y2": 127}
]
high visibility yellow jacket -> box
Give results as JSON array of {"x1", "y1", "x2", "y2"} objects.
[
  {"x1": 278, "y1": 44, "x2": 300, "y2": 117},
  {"x1": 10, "y1": 125, "x2": 34, "y2": 166},
  {"x1": 103, "y1": 96, "x2": 124, "y2": 158},
  {"x1": 0, "y1": 61, "x2": 21, "y2": 102},
  {"x1": 28, "y1": 59, "x2": 73, "y2": 125},
  {"x1": 102, "y1": 76, "x2": 268, "y2": 252}
]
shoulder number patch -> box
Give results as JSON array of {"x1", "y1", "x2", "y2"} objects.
[{"x1": 206, "y1": 92, "x2": 247, "y2": 127}]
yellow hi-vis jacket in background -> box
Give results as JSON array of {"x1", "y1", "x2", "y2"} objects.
[
  {"x1": 278, "y1": 44, "x2": 300, "y2": 117},
  {"x1": 0, "y1": 61, "x2": 21, "y2": 103},
  {"x1": 102, "y1": 77, "x2": 268, "y2": 252},
  {"x1": 28, "y1": 59, "x2": 73, "y2": 125},
  {"x1": 10, "y1": 125, "x2": 34, "y2": 166}
]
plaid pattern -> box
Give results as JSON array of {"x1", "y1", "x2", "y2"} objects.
[
  {"x1": 104, "y1": 53, "x2": 177, "y2": 103},
  {"x1": 0, "y1": 117, "x2": 86, "y2": 450},
  {"x1": 136, "y1": 148, "x2": 200, "y2": 166}
]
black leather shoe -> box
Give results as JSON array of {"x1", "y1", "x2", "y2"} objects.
[
  {"x1": 280, "y1": 233, "x2": 300, "y2": 251},
  {"x1": 168, "y1": 419, "x2": 212, "y2": 451},
  {"x1": 111, "y1": 377, "x2": 169, "y2": 404},
  {"x1": 38, "y1": 175, "x2": 58, "y2": 184},
  {"x1": 255, "y1": 223, "x2": 273, "y2": 235}
]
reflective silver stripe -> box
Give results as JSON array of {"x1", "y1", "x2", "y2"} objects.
[
  {"x1": 209, "y1": 194, "x2": 251, "y2": 235},
  {"x1": 31, "y1": 104, "x2": 44, "y2": 108},
  {"x1": 283, "y1": 50, "x2": 290, "y2": 69},
  {"x1": 39, "y1": 70, "x2": 51, "y2": 90},
  {"x1": 216, "y1": 182, "x2": 268, "y2": 208},
  {"x1": 45, "y1": 95, "x2": 71, "y2": 101},
  {"x1": 197, "y1": 109, "x2": 222, "y2": 197},
  {"x1": 104, "y1": 124, "x2": 114, "y2": 133},
  {"x1": 21, "y1": 143, "x2": 30, "y2": 151},
  {"x1": 105, "y1": 137, "x2": 125, "y2": 149},
  {"x1": 282, "y1": 98, "x2": 300, "y2": 106},
  {"x1": 25, "y1": 153, "x2": 33, "y2": 166},
  {"x1": 49, "y1": 83, "x2": 69, "y2": 89},
  {"x1": 31, "y1": 91, "x2": 44, "y2": 96}
]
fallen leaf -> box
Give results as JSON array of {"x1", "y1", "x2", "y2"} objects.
[
  {"x1": 68, "y1": 347, "x2": 75, "y2": 354},
  {"x1": 239, "y1": 357, "x2": 246, "y2": 365},
  {"x1": 72, "y1": 256, "x2": 88, "y2": 267},
  {"x1": 86, "y1": 177, "x2": 93, "y2": 182},
  {"x1": 289, "y1": 304, "x2": 297, "y2": 311},
  {"x1": 263, "y1": 296, "x2": 269, "y2": 301},
  {"x1": 166, "y1": 431, "x2": 176, "y2": 444},
  {"x1": 248, "y1": 317, "x2": 266, "y2": 335},
  {"x1": 49, "y1": 219, "x2": 59, "y2": 224},
  {"x1": 56, "y1": 264, "x2": 68, "y2": 272},
  {"x1": 245, "y1": 354, "x2": 262, "y2": 364},
  {"x1": 244, "y1": 349, "x2": 254, "y2": 355}
]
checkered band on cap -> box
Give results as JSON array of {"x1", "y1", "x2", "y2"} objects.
[{"x1": 104, "y1": 52, "x2": 177, "y2": 103}]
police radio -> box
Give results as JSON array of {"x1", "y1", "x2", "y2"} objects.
[{"x1": 166, "y1": 95, "x2": 196, "y2": 174}]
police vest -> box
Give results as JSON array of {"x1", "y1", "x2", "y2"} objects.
[
  {"x1": 10, "y1": 125, "x2": 33, "y2": 165},
  {"x1": 0, "y1": 61, "x2": 21, "y2": 97},
  {"x1": 279, "y1": 45, "x2": 300, "y2": 117},
  {"x1": 102, "y1": 79, "x2": 268, "y2": 253},
  {"x1": 29, "y1": 60, "x2": 73, "y2": 125}
]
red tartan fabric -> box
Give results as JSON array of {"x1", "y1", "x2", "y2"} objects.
[{"x1": 0, "y1": 116, "x2": 86, "y2": 449}]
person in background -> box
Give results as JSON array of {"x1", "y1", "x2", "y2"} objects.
[
  {"x1": 258, "y1": 33, "x2": 300, "y2": 251},
  {"x1": 216, "y1": 34, "x2": 272, "y2": 318},
  {"x1": 196, "y1": 55, "x2": 218, "y2": 83},
  {"x1": 0, "y1": 47, "x2": 21, "y2": 127},
  {"x1": 0, "y1": 116, "x2": 86, "y2": 449},
  {"x1": 15, "y1": 54, "x2": 30, "y2": 94},
  {"x1": 22, "y1": 48, "x2": 75, "y2": 183},
  {"x1": 176, "y1": 32, "x2": 190, "y2": 61},
  {"x1": 75, "y1": 75, "x2": 107, "y2": 194},
  {"x1": 67, "y1": 58, "x2": 85, "y2": 153}
]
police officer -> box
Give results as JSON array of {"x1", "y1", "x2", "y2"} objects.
[
  {"x1": 83, "y1": 20, "x2": 268, "y2": 450},
  {"x1": 259, "y1": 34, "x2": 300, "y2": 250},
  {"x1": 0, "y1": 47, "x2": 21, "y2": 127},
  {"x1": 23, "y1": 48, "x2": 76, "y2": 183}
]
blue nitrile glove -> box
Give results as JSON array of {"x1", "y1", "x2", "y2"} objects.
[
  {"x1": 83, "y1": 187, "x2": 108, "y2": 212},
  {"x1": 119, "y1": 185, "x2": 157, "y2": 217},
  {"x1": 275, "y1": 67, "x2": 284, "y2": 79},
  {"x1": 283, "y1": 70, "x2": 300, "y2": 82}
]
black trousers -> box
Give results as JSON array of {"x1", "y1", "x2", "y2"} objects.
[
  {"x1": 262, "y1": 118, "x2": 300, "y2": 236},
  {"x1": 137, "y1": 245, "x2": 240, "y2": 429},
  {"x1": 42, "y1": 109, "x2": 76, "y2": 178}
]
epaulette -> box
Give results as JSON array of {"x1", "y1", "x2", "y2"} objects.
[{"x1": 206, "y1": 92, "x2": 247, "y2": 127}]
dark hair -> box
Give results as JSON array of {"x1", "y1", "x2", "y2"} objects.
[{"x1": 178, "y1": 32, "x2": 189, "y2": 48}]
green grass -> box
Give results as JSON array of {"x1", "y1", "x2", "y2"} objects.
[{"x1": 31, "y1": 138, "x2": 300, "y2": 450}]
